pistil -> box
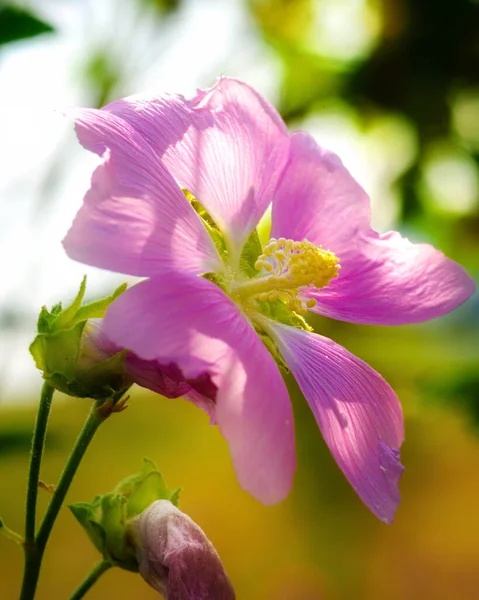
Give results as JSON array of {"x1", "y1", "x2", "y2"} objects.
[{"x1": 231, "y1": 237, "x2": 340, "y2": 311}]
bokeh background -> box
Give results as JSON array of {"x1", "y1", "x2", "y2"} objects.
[{"x1": 1, "y1": 1, "x2": 479, "y2": 598}]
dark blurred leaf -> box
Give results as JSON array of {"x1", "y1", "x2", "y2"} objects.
[
  {"x1": 0, "y1": 428, "x2": 31, "y2": 455},
  {"x1": 422, "y1": 368, "x2": 479, "y2": 430},
  {"x1": 346, "y1": 0, "x2": 479, "y2": 139},
  {"x1": 0, "y1": 5, "x2": 54, "y2": 46}
]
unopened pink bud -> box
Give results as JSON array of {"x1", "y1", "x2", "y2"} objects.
[{"x1": 129, "y1": 500, "x2": 235, "y2": 600}]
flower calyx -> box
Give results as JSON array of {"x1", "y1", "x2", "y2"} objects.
[
  {"x1": 69, "y1": 458, "x2": 181, "y2": 572},
  {"x1": 29, "y1": 276, "x2": 132, "y2": 401}
]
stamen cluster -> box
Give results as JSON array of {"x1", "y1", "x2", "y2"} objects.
[{"x1": 253, "y1": 238, "x2": 340, "y2": 314}]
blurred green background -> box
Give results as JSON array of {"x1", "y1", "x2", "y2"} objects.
[{"x1": 1, "y1": 0, "x2": 478, "y2": 598}]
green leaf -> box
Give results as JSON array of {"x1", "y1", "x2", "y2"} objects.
[{"x1": 0, "y1": 6, "x2": 54, "y2": 46}]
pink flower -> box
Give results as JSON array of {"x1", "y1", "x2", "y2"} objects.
[
  {"x1": 129, "y1": 500, "x2": 235, "y2": 600},
  {"x1": 63, "y1": 77, "x2": 475, "y2": 523}
]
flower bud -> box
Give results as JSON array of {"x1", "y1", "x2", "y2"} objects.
[
  {"x1": 129, "y1": 500, "x2": 235, "y2": 600},
  {"x1": 29, "y1": 277, "x2": 132, "y2": 400}
]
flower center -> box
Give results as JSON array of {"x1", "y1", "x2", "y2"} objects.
[{"x1": 231, "y1": 237, "x2": 340, "y2": 315}]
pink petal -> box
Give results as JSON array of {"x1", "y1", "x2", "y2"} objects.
[
  {"x1": 104, "y1": 273, "x2": 296, "y2": 504},
  {"x1": 265, "y1": 320, "x2": 404, "y2": 523},
  {"x1": 131, "y1": 500, "x2": 235, "y2": 599},
  {"x1": 84, "y1": 319, "x2": 217, "y2": 422},
  {"x1": 103, "y1": 77, "x2": 290, "y2": 263},
  {"x1": 272, "y1": 131, "x2": 475, "y2": 324},
  {"x1": 63, "y1": 108, "x2": 220, "y2": 277},
  {"x1": 124, "y1": 354, "x2": 217, "y2": 424}
]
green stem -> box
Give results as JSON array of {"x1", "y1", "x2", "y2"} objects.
[
  {"x1": 24, "y1": 382, "x2": 55, "y2": 545},
  {"x1": 20, "y1": 402, "x2": 107, "y2": 600},
  {"x1": 69, "y1": 560, "x2": 112, "y2": 600}
]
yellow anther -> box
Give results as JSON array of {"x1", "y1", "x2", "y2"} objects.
[
  {"x1": 234, "y1": 238, "x2": 339, "y2": 315},
  {"x1": 263, "y1": 262, "x2": 273, "y2": 272}
]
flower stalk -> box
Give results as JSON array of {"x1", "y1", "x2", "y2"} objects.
[
  {"x1": 69, "y1": 560, "x2": 112, "y2": 600},
  {"x1": 24, "y1": 382, "x2": 55, "y2": 545},
  {"x1": 20, "y1": 399, "x2": 109, "y2": 600}
]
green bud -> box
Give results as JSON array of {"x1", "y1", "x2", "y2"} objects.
[
  {"x1": 69, "y1": 459, "x2": 180, "y2": 571},
  {"x1": 29, "y1": 276, "x2": 132, "y2": 401}
]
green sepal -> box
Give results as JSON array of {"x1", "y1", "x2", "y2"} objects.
[
  {"x1": 45, "y1": 349, "x2": 131, "y2": 400},
  {"x1": 115, "y1": 458, "x2": 181, "y2": 518},
  {"x1": 30, "y1": 321, "x2": 85, "y2": 379},
  {"x1": 36, "y1": 277, "x2": 127, "y2": 335},
  {"x1": 54, "y1": 276, "x2": 87, "y2": 330},
  {"x1": 70, "y1": 459, "x2": 180, "y2": 572},
  {"x1": 183, "y1": 189, "x2": 228, "y2": 263},
  {"x1": 239, "y1": 228, "x2": 263, "y2": 277},
  {"x1": 30, "y1": 277, "x2": 131, "y2": 400},
  {"x1": 252, "y1": 299, "x2": 312, "y2": 372},
  {"x1": 74, "y1": 282, "x2": 127, "y2": 324},
  {"x1": 257, "y1": 298, "x2": 313, "y2": 332},
  {"x1": 70, "y1": 494, "x2": 138, "y2": 571},
  {"x1": 256, "y1": 329, "x2": 290, "y2": 373}
]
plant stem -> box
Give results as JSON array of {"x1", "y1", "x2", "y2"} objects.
[
  {"x1": 20, "y1": 402, "x2": 107, "y2": 600},
  {"x1": 69, "y1": 560, "x2": 112, "y2": 600},
  {"x1": 24, "y1": 382, "x2": 55, "y2": 545}
]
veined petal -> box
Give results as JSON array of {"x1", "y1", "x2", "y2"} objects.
[
  {"x1": 124, "y1": 354, "x2": 217, "y2": 424},
  {"x1": 264, "y1": 320, "x2": 404, "y2": 523},
  {"x1": 84, "y1": 319, "x2": 217, "y2": 423},
  {"x1": 63, "y1": 107, "x2": 220, "y2": 277},
  {"x1": 272, "y1": 131, "x2": 475, "y2": 325},
  {"x1": 103, "y1": 77, "x2": 290, "y2": 264},
  {"x1": 103, "y1": 273, "x2": 296, "y2": 504}
]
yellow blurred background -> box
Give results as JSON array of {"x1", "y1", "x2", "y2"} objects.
[{"x1": 1, "y1": 1, "x2": 478, "y2": 598}]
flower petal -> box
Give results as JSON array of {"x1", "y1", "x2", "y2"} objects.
[
  {"x1": 103, "y1": 77, "x2": 290, "y2": 263},
  {"x1": 272, "y1": 131, "x2": 475, "y2": 324},
  {"x1": 124, "y1": 354, "x2": 217, "y2": 424},
  {"x1": 104, "y1": 273, "x2": 296, "y2": 504},
  {"x1": 63, "y1": 107, "x2": 220, "y2": 277},
  {"x1": 131, "y1": 500, "x2": 235, "y2": 599},
  {"x1": 264, "y1": 320, "x2": 404, "y2": 523}
]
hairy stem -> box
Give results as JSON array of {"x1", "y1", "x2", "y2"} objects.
[
  {"x1": 24, "y1": 382, "x2": 55, "y2": 545},
  {"x1": 20, "y1": 401, "x2": 107, "y2": 600}
]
